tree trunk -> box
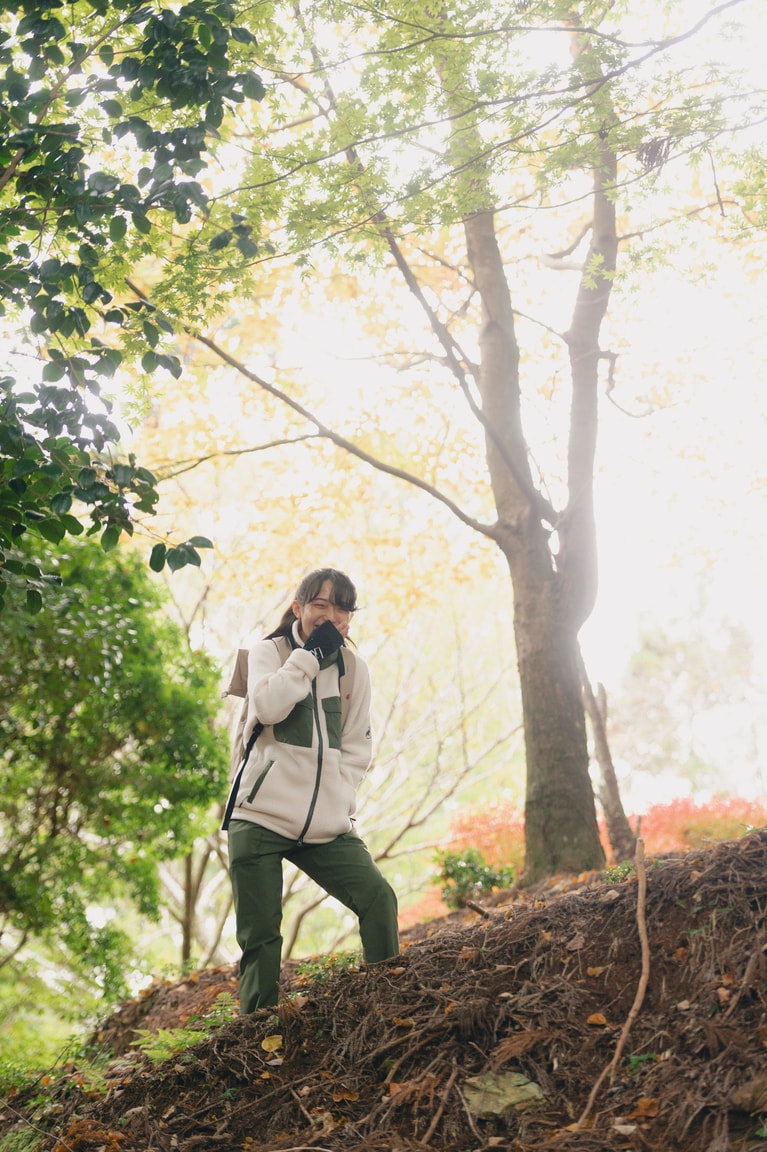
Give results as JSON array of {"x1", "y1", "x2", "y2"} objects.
[
  {"x1": 579, "y1": 659, "x2": 637, "y2": 863},
  {"x1": 182, "y1": 853, "x2": 194, "y2": 967},
  {"x1": 463, "y1": 209, "x2": 605, "y2": 882}
]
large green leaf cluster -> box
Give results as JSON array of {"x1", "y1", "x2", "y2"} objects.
[
  {"x1": 0, "y1": 0, "x2": 264, "y2": 609},
  {"x1": 227, "y1": 0, "x2": 750, "y2": 259},
  {"x1": 0, "y1": 533, "x2": 229, "y2": 1001}
]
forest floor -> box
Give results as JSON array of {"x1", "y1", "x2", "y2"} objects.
[{"x1": 2, "y1": 831, "x2": 767, "y2": 1152}]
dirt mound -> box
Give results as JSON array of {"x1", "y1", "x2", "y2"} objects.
[{"x1": 2, "y1": 832, "x2": 767, "y2": 1151}]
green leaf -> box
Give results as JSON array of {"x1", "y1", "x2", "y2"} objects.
[
  {"x1": 209, "y1": 229, "x2": 233, "y2": 251},
  {"x1": 242, "y1": 72, "x2": 266, "y2": 102},
  {"x1": 149, "y1": 542, "x2": 167, "y2": 572},
  {"x1": 166, "y1": 545, "x2": 197, "y2": 571},
  {"x1": 60, "y1": 514, "x2": 84, "y2": 535},
  {"x1": 236, "y1": 234, "x2": 258, "y2": 258},
  {"x1": 51, "y1": 492, "x2": 73, "y2": 515},
  {"x1": 26, "y1": 588, "x2": 43, "y2": 614},
  {"x1": 42, "y1": 361, "x2": 67, "y2": 382},
  {"x1": 109, "y1": 215, "x2": 128, "y2": 241},
  {"x1": 37, "y1": 519, "x2": 66, "y2": 544},
  {"x1": 101, "y1": 523, "x2": 121, "y2": 552},
  {"x1": 185, "y1": 536, "x2": 213, "y2": 549},
  {"x1": 112, "y1": 464, "x2": 134, "y2": 486}
]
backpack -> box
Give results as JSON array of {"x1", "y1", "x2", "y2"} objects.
[{"x1": 221, "y1": 637, "x2": 356, "y2": 831}]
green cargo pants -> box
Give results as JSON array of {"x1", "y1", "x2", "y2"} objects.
[{"x1": 228, "y1": 820, "x2": 399, "y2": 1014}]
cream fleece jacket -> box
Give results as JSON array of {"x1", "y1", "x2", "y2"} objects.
[{"x1": 229, "y1": 621, "x2": 373, "y2": 843}]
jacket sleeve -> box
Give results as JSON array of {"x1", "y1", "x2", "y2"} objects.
[
  {"x1": 340, "y1": 655, "x2": 373, "y2": 791},
  {"x1": 244, "y1": 639, "x2": 319, "y2": 740}
]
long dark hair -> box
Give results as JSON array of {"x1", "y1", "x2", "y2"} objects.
[{"x1": 266, "y1": 568, "x2": 358, "y2": 640}]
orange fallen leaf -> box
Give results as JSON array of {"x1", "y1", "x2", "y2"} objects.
[
  {"x1": 540, "y1": 930, "x2": 552, "y2": 942},
  {"x1": 444, "y1": 1001, "x2": 457, "y2": 1015},
  {"x1": 674, "y1": 947, "x2": 688, "y2": 961},
  {"x1": 392, "y1": 1016, "x2": 415, "y2": 1028},
  {"x1": 587, "y1": 1013, "x2": 608, "y2": 1027},
  {"x1": 586, "y1": 966, "x2": 606, "y2": 977},
  {"x1": 627, "y1": 1097, "x2": 659, "y2": 1119},
  {"x1": 332, "y1": 1089, "x2": 359, "y2": 1102}
]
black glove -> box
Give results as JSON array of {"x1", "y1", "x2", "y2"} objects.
[{"x1": 302, "y1": 620, "x2": 344, "y2": 663}]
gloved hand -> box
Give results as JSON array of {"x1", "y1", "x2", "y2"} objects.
[{"x1": 302, "y1": 620, "x2": 344, "y2": 663}]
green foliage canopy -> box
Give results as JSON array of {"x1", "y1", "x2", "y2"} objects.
[
  {"x1": 0, "y1": 0, "x2": 265, "y2": 611},
  {"x1": 0, "y1": 534, "x2": 229, "y2": 1004}
]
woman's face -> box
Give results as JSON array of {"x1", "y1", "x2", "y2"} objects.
[{"x1": 293, "y1": 579, "x2": 353, "y2": 641}]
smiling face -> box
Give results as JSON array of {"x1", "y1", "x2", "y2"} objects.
[{"x1": 293, "y1": 578, "x2": 354, "y2": 642}]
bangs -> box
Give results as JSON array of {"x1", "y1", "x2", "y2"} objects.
[{"x1": 299, "y1": 569, "x2": 357, "y2": 612}]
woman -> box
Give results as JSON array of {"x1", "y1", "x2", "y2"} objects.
[{"x1": 227, "y1": 568, "x2": 399, "y2": 1012}]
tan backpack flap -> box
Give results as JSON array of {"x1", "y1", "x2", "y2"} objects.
[
  {"x1": 225, "y1": 649, "x2": 249, "y2": 698},
  {"x1": 226, "y1": 638, "x2": 291, "y2": 775}
]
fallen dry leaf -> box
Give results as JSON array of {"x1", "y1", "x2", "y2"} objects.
[
  {"x1": 261, "y1": 1035, "x2": 283, "y2": 1053},
  {"x1": 627, "y1": 1097, "x2": 660, "y2": 1119},
  {"x1": 566, "y1": 933, "x2": 586, "y2": 951},
  {"x1": 565, "y1": 1117, "x2": 594, "y2": 1131},
  {"x1": 586, "y1": 1013, "x2": 608, "y2": 1027},
  {"x1": 730, "y1": 1074, "x2": 767, "y2": 1113},
  {"x1": 586, "y1": 966, "x2": 606, "y2": 977}
]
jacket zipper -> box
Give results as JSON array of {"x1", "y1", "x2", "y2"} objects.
[{"x1": 295, "y1": 680, "x2": 323, "y2": 847}]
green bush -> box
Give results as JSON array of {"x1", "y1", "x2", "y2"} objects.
[{"x1": 435, "y1": 848, "x2": 515, "y2": 909}]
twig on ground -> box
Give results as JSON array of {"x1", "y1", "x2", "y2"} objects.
[
  {"x1": 723, "y1": 945, "x2": 762, "y2": 1020},
  {"x1": 421, "y1": 1059, "x2": 459, "y2": 1145},
  {"x1": 575, "y1": 838, "x2": 650, "y2": 1128}
]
